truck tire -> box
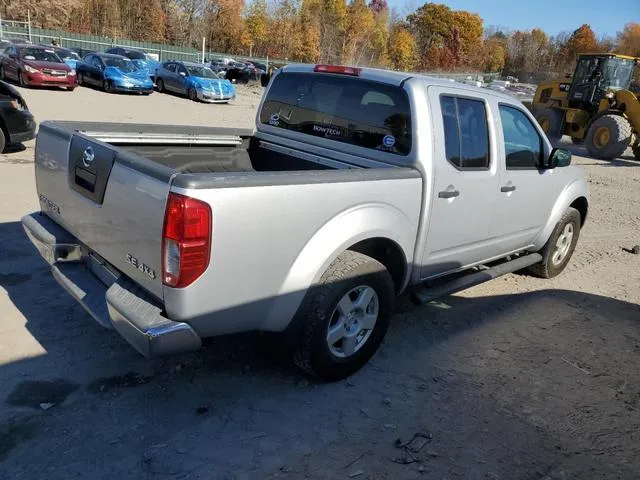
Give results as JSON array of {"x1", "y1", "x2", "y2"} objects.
[
  {"x1": 292, "y1": 251, "x2": 394, "y2": 381},
  {"x1": 529, "y1": 207, "x2": 581, "y2": 279},
  {"x1": 534, "y1": 107, "x2": 563, "y2": 142},
  {"x1": 585, "y1": 114, "x2": 632, "y2": 160}
]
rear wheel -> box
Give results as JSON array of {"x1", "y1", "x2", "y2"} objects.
[
  {"x1": 633, "y1": 145, "x2": 640, "y2": 161},
  {"x1": 529, "y1": 207, "x2": 581, "y2": 279},
  {"x1": 585, "y1": 114, "x2": 632, "y2": 160},
  {"x1": 534, "y1": 107, "x2": 563, "y2": 142},
  {"x1": 188, "y1": 88, "x2": 198, "y2": 101},
  {"x1": 156, "y1": 78, "x2": 165, "y2": 93},
  {"x1": 292, "y1": 250, "x2": 394, "y2": 381},
  {"x1": 77, "y1": 73, "x2": 84, "y2": 86},
  {"x1": 18, "y1": 71, "x2": 26, "y2": 87},
  {"x1": 0, "y1": 65, "x2": 5, "y2": 80}
]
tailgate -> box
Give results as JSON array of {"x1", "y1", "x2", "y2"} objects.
[{"x1": 34, "y1": 122, "x2": 173, "y2": 300}]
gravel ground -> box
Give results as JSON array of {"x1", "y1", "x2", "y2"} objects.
[{"x1": 0, "y1": 84, "x2": 639, "y2": 480}]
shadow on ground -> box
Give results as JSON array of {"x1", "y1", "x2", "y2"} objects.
[{"x1": 1, "y1": 219, "x2": 639, "y2": 479}]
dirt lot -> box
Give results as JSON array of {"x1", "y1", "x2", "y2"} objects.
[{"x1": 1, "y1": 84, "x2": 639, "y2": 480}]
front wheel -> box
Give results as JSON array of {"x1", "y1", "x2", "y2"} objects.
[
  {"x1": 103, "y1": 80, "x2": 113, "y2": 93},
  {"x1": 585, "y1": 114, "x2": 632, "y2": 160},
  {"x1": 18, "y1": 71, "x2": 26, "y2": 87},
  {"x1": 156, "y1": 78, "x2": 165, "y2": 93},
  {"x1": 292, "y1": 250, "x2": 394, "y2": 381},
  {"x1": 633, "y1": 145, "x2": 640, "y2": 161},
  {"x1": 188, "y1": 88, "x2": 198, "y2": 101},
  {"x1": 0, "y1": 66, "x2": 5, "y2": 80},
  {"x1": 528, "y1": 207, "x2": 581, "y2": 278}
]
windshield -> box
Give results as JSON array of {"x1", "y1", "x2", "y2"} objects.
[
  {"x1": 19, "y1": 47, "x2": 62, "y2": 63},
  {"x1": 124, "y1": 50, "x2": 146, "y2": 60},
  {"x1": 103, "y1": 57, "x2": 136, "y2": 72},
  {"x1": 260, "y1": 72, "x2": 412, "y2": 156},
  {"x1": 57, "y1": 48, "x2": 81, "y2": 61},
  {"x1": 573, "y1": 56, "x2": 636, "y2": 90},
  {"x1": 186, "y1": 65, "x2": 217, "y2": 79}
]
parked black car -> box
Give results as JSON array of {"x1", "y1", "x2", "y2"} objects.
[{"x1": 0, "y1": 80, "x2": 36, "y2": 151}]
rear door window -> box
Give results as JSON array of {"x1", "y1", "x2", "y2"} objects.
[
  {"x1": 440, "y1": 95, "x2": 490, "y2": 170},
  {"x1": 259, "y1": 72, "x2": 412, "y2": 156}
]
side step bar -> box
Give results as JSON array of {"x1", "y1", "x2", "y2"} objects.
[{"x1": 411, "y1": 253, "x2": 542, "y2": 305}]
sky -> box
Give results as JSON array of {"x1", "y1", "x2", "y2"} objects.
[{"x1": 391, "y1": 0, "x2": 640, "y2": 37}]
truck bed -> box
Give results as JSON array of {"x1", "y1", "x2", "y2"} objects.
[{"x1": 54, "y1": 121, "x2": 339, "y2": 175}]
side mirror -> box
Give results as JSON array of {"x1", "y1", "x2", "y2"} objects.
[
  {"x1": 547, "y1": 147, "x2": 572, "y2": 169},
  {"x1": 179, "y1": 71, "x2": 186, "y2": 77}
]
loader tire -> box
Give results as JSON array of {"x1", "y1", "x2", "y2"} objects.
[
  {"x1": 534, "y1": 107, "x2": 563, "y2": 142},
  {"x1": 585, "y1": 114, "x2": 632, "y2": 160}
]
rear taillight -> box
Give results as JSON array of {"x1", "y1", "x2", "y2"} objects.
[
  {"x1": 313, "y1": 64, "x2": 361, "y2": 76},
  {"x1": 162, "y1": 192, "x2": 212, "y2": 288}
]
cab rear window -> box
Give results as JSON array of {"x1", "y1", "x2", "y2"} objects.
[{"x1": 260, "y1": 72, "x2": 412, "y2": 156}]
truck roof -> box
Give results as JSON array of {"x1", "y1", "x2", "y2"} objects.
[{"x1": 281, "y1": 63, "x2": 518, "y2": 102}]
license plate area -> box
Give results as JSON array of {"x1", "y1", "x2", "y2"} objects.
[{"x1": 68, "y1": 135, "x2": 116, "y2": 204}]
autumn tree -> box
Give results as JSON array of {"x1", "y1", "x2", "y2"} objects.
[
  {"x1": 566, "y1": 24, "x2": 598, "y2": 61},
  {"x1": 407, "y1": 3, "x2": 452, "y2": 51},
  {"x1": 617, "y1": 23, "x2": 640, "y2": 57},
  {"x1": 245, "y1": 0, "x2": 269, "y2": 56},
  {"x1": 388, "y1": 23, "x2": 416, "y2": 71},
  {"x1": 342, "y1": 0, "x2": 374, "y2": 64},
  {"x1": 483, "y1": 35, "x2": 506, "y2": 72},
  {"x1": 451, "y1": 10, "x2": 483, "y2": 66},
  {"x1": 368, "y1": 0, "x2": 390, "y2": 66},
  {"x1": 205, "y1": 0, "x2": 246, "y2": 54}
]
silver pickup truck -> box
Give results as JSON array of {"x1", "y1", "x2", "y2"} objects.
[{"x1": 23, "y1": 64, "x2": 589, "y2": 380}]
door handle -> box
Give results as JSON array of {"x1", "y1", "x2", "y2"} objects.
[
  {"x1": 438, "y1": 190, "x2": 460, "y2": 199},
  {"x1": 500, "y1": 185, "x2": 516, "y2": 193}
]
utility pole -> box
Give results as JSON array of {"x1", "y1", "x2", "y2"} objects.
[
  {"x1": 202, "y1": 37, "x2": 206, "y2": 64},
  {"x1": 27, "y1": 10, "x2": 32, "y2": 43}
]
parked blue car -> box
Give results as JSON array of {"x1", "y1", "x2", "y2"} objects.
[
  {"x1": 76, "y1": 53, "x2": 153, "y2": 94},
  {"x1": 104, "y1": 47, "x2": 161, "y2": 81},
  {"x1": 155, "y1": 61, "x2": 236, "y2": 103},
  {"x1": 49, "y1": 46, "x2": 82, "y2": 70}
]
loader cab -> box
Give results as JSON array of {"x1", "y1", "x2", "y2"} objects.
[{"x1": 568, "y1": 54, "x2": 637, "y2": 112}]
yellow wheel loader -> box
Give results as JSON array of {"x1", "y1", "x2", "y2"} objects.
[{"x1": 531, "y1": 53, "x2": 640, "y2": 160}]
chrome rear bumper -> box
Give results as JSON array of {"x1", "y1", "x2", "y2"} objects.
[{"x1": 21, "y1": 212, "x2": 202, "y2": 357}]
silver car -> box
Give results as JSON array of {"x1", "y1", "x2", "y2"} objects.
[{"x1": 154, "y1": 61, "x2": 236, "y2": 103}]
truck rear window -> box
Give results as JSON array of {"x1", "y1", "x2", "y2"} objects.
[{"x1": 260, "y1": 72, "x2": 412, "y2": 156}]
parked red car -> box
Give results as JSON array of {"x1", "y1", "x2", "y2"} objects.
[{"x1": 0, "y1": 44, "x2": 76, "y2": 90}]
